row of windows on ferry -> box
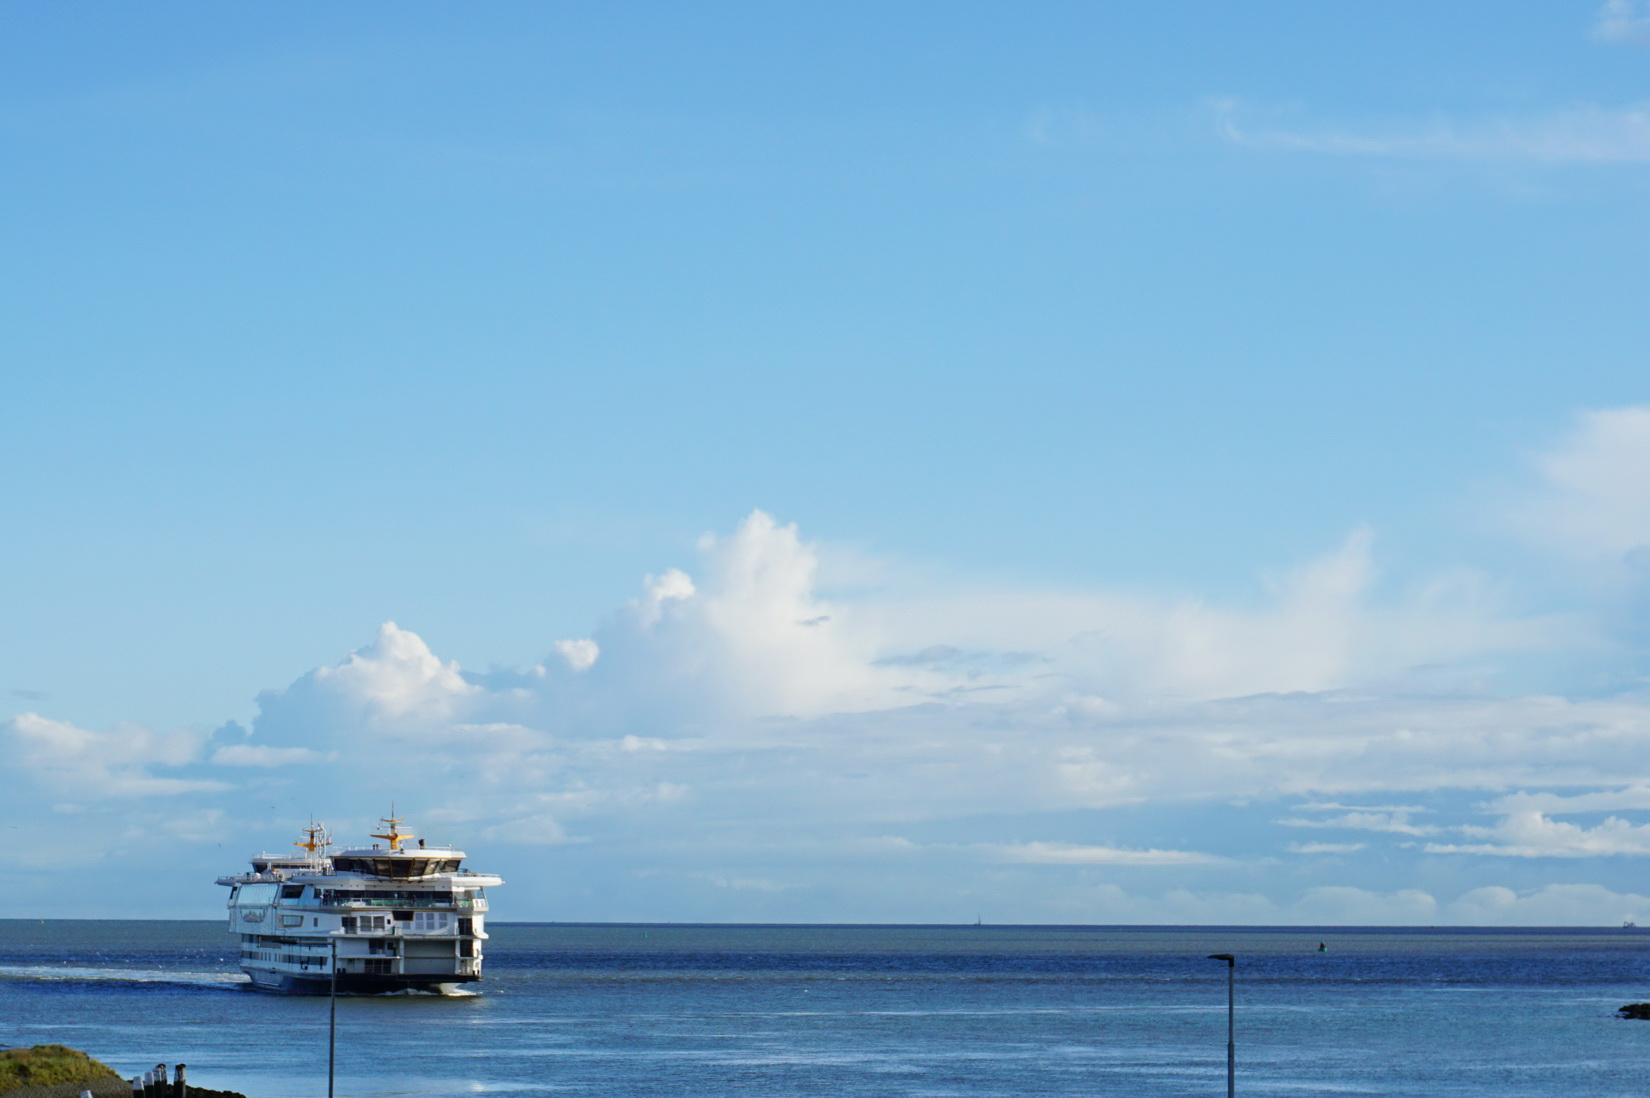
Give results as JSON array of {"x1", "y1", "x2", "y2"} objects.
[
  {"x1": 233, "y1": 882, "x2": 483, "y2": 905},
  {"x1": 247, "y1": 856, "x2": 465, "y2": 878},
  {"x1": 241, "y1": 940, "x2": 475, "y2": 960},
  {"x1": 340, "y1": 912, "x2": 472, "y2": 934}
]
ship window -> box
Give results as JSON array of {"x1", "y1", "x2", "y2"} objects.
[
  {"x1": 279, "y1": 915, "x2": 303, "y2": 927},
  {"x1": 281, "y1": 885, "x2": 304, "y2": 899},
  {"x1": 237, "y1": 882, "x2": 279, "y2": 906},
  {"x1": 459, "y1": 940, "x2": 475, "y2": 957},
  {"x1": 341, "y1": 916, "x2": 357, "y2": 932},
  {"x1": 393, "y1": 910, "x2": 413, "y2": 922},
  {"x1": 412, "y1": 911, "x2": 450, "y2": 932}
]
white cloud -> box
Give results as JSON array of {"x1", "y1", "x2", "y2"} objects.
[
  {"x1": 1278, "y1": 810, "x2": 1437, "y2": 836},
  {"x1": 14, "y1": 451, "x2": 1650, "y2": 917},
  {"x1": 1073, "y1": 881, "x2": 1650, "y2": 926},
  {"x1": 675, "y1": 511, "x2": 907, "y2": 716},
  {"x1": 146, "y1": 502, "x2": 1650, "y2": 860},
  {"x1": 1595, "y1": 0, "x2": 1650, "y2": 43},
  {"x1": 1428, "y1": 811, "x2": 1650, "y2": 857},
  {"x1": 209, "y1": 744, "x2": 324, "y2": 767},
  {"x1": 1512, "y1": 405, "x2": 1650, "y2": 566},
  {"x1": 1216, "y1": 99, "x2": 1650, "y2": 164},
  {"x1": 868, "y1": 528, "x2": 1553, "y2": 704},
  {"x1": 974, "y1": 841, "x2": 1220, "y2": 866},
  {"x1": 630, "y1": 568, "x2": 694, "y2": 629},
  {"x1": 310, "y1": 620, "x2": 479, "y2": 720},
  {"x1": 1443, "y1": 883, "x2": 1650, "y2": 924},
  {"x1": 554, "y1": 639, "x2": 599, "y2": 672},
  {"x1": 1484, "y1": 786, "x2": 1650, "y2": 815},
  {"x1": 1, "y1": 712, "x2": 223, "y2": 796}
]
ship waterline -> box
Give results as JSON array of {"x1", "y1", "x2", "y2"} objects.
[{"x1": 218, "y1": 814, "x2": 503, "y2": 994}]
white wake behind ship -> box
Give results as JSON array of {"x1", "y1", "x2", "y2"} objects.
[{"x1": 218, "y1": 814, "x2": 503, "y2": 994}]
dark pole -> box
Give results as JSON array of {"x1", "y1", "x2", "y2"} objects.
[
  {"x1": 329, "y1": 937, "x2": 338, "y2": 1098},
  {"x1": 1207, "y1": 954, "x2": 1235, "y2": 1098}
]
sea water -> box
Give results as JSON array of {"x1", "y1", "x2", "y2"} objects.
[{"x1": 4, "y1": 921, "x2": 1650, "y2": 1096}]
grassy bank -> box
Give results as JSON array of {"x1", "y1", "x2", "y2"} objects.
[{"x1": 0, "y1": 1046, "x2": 119, "y2": 1091}]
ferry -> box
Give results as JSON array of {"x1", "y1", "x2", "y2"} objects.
[{"x1": 218, "y1": 814, "x2": 502, "y2": 994}]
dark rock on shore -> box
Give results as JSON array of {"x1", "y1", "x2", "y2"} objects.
[
  {"x1": 1617, "y1": 1002, "x2": 1650, "y2": 1019},
  {"x1": 0, "y1": 1081, "x2": 132, "y2": 1098},
  {"x1": 1, "y1": 1080, "x2": 247, "y2": 1098}
]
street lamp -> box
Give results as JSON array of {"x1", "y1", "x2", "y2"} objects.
[
  {"x1": 329, "y1": 937, "x2": 339, "y2": 1098},
  {"x1": 1207, "y1": 953, "x2": 1235, "y2": 1098}
]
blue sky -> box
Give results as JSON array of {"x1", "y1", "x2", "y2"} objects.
[{"x1": 6, "y1": 1, "x2": 1650, "y2": 923}]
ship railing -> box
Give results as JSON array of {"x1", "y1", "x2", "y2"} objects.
[
  {"x1": 340, "y1": 923, "x2": 465, "y2": 938},
  {"x1": 328, "y1": 897, "x2": 477, "y2": 910}
]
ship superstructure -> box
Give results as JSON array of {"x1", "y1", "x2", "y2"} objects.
[{"x1": 217, "y1": 814, "x2": 503, "y2": 994}]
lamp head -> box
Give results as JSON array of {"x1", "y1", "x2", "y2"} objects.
[{"x1": 1207, "y1": 953, "x2": 1235, "y2": 963}]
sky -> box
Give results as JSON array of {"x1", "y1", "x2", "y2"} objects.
[{"x1": 5, "y1": 1, "x2": 1650, "y2": 924}]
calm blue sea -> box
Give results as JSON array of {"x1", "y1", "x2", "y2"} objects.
[{"x1": 3, "y1": 921, "x2": 1650, "y2": 1096}]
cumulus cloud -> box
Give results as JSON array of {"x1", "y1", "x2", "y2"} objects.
[
  {"x1": 12, "y1": 442, "x2": 1650, "y2": 919},
  {"x1": 309, "y1": 620, "x2": 478, "y2": 722},
  {"x1": 554, "y1": 639, "x2": 599, "y2": 672}
]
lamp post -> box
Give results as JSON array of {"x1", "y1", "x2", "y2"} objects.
[
  {"x1": 328, "y1": 937, "x2": 339, "y2": 1098},
  {"x1": 1207, "y1": 953, "x2": 1235, "y2": 1098}
]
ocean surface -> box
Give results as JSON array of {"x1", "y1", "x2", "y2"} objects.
[{"x1": 4, "y1": 921, "x2": 1650, "y2": 1097}]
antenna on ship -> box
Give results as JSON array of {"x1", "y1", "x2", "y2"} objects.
[
  {"x1": 297, "y1": 818, "x2": 331, "y2": 871},
  {"x1": 295, "y1": 819, "x2": 332, "y2": 856},
  {"x1": 372, "y1": 805, "x2": 413, "y2": 852}
]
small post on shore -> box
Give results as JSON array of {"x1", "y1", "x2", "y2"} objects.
[
  {"x1": 1207, "y1": 953, "x2": 1236, "y2": 1098},
  {"x1": 173, "y1": 1062, "x2": 187, "y2": 1098},
  {"x1": 329, "y1": 936, "x2": 339, "y2": 1098}
]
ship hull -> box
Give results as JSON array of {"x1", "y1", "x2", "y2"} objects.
[{"x1": 242, "y1": 967, "x2": 478, "y2": 995}]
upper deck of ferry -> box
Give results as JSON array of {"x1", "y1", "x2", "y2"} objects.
[{"x1": 218, "y1": 816, "x2": 500, "y2": 887}]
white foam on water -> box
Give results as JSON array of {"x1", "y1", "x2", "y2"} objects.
[{"x1": 0, "y1": 963, "x2": 248, "y2": 989}]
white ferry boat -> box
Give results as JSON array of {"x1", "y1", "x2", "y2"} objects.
[{"x1": 218, "y1": 814, "x2": 503, "y2": 994}]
